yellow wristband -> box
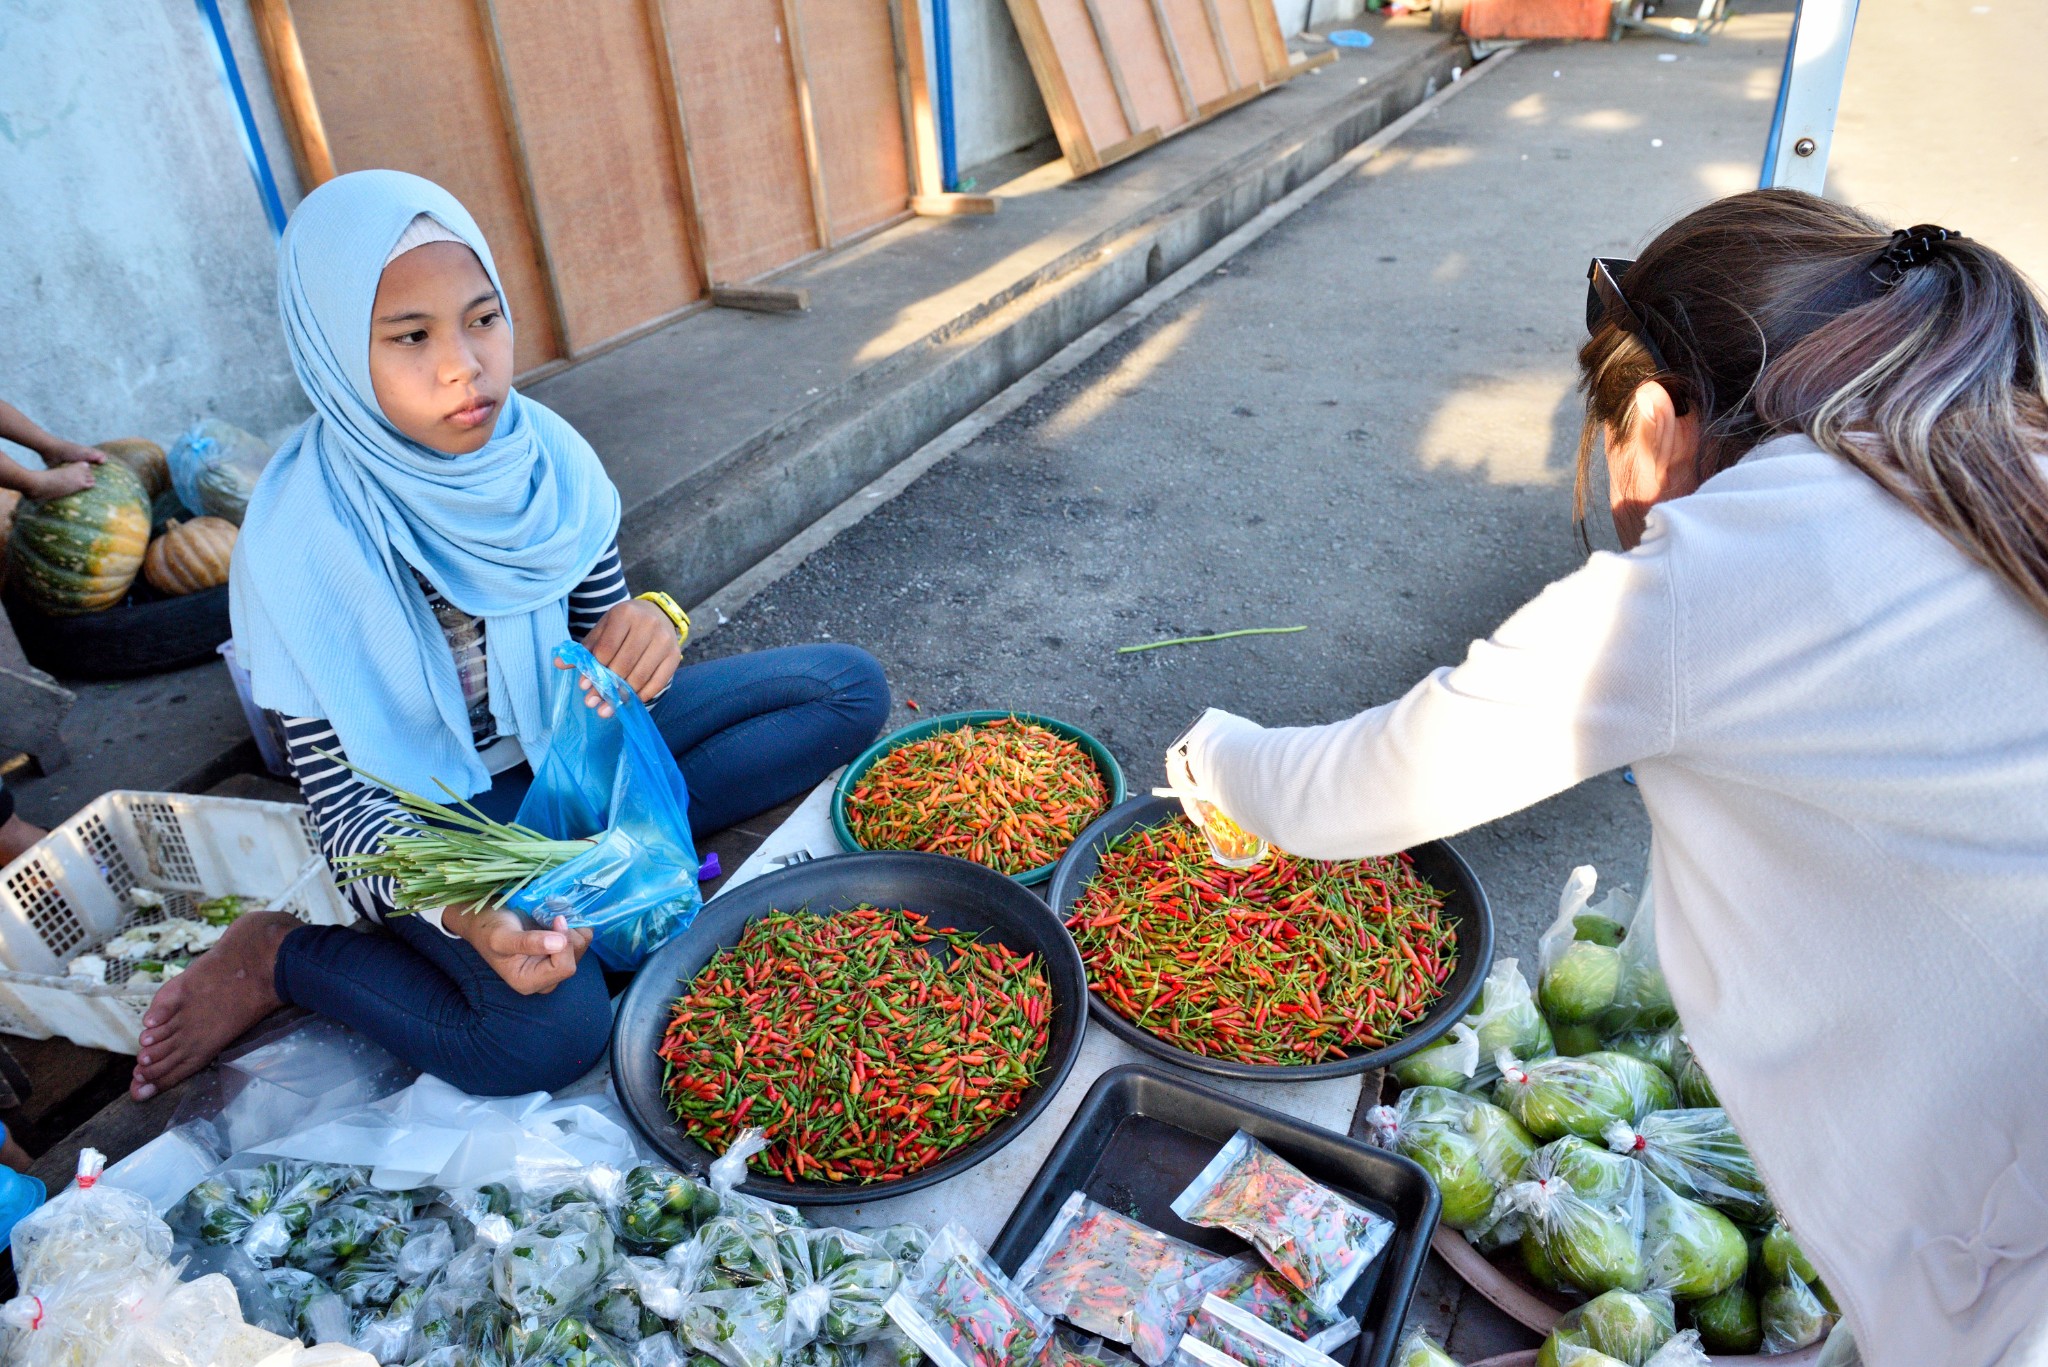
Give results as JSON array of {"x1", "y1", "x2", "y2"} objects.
[{"x1": 635, "y1": 591, "x2": 691, "y2": 648}]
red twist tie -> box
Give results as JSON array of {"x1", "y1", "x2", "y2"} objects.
[
  {"x1": 29, "y1": 1296, "x2": 45, "y2": 1331},
  {"x1": 1632, "y1": 1135, "x2": 1647, "y2": 1152}
]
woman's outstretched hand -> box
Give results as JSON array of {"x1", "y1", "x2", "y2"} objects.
[
  {"x1": 563, "y1": 599, "x2": 681, "y2": 716},
  {"x1": 444, "y1": 905, "x2": 592, "y2": 995}
]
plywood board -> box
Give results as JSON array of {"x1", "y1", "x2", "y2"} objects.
[
  {"x1": 290, "y1": 0, "x2": 563, "y2": 371},
  {"x1": 493, "y1": 0, "x2": 704, "y2": 351},
  {"x1": 1005, "y1": 0, "x2": 1289, "y2": 177},
  {"x1": 659, "y1": 0, "x2": 820, "y2": 284},
  {"x1": 797, "y1": 0, "x2": 912, "y2": 244}
]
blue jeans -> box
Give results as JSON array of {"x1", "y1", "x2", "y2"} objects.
[{"x1": 274, "y1": 644, "x2": 889, "y2": 1095}]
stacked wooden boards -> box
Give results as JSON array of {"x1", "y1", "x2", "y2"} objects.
[
  {"x1": 1003, "y1": 0, "x2": 1337, "y2": 175},
  {"x1": 248, "y1": 0, "x2": 943, "y2": 375}
]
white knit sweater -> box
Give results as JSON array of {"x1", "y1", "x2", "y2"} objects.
[{"x1": 1185, "y1": 435, "x2": 2048, "y2": 1367}]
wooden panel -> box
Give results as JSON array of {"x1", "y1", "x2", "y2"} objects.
[
  {"x1": 660, "y1": 0, "x2": 819, "y2": 284},
  {"x1": 1161, "y1": 0, "x2": 1232, "y2": 106},
  {"x1": 797, "y1": 0, "x2": 911, "y2": 243},
  {"x1": 1214, "y1": 0, "x2": 1271, "y2": 87},
  {"x1": 289, "y1": 0, "x2": 563, "y2": 371},
  {"x1": 492, "y1": 0, "x2": 704, "y2": 350},
  {"x1": 1029, "y1": 0, "x2": 1144, "y2": 153}
]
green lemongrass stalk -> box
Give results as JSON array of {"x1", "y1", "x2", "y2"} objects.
[
  {"x1": 1116, "y1": 625, "x2": 1307, "y2": 654},
  {"x1": 321, "y1": 753, "x2": 592, "y2": 917}
]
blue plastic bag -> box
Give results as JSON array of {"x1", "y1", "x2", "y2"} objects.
[{"x1": 505, "y1": 641, "x2": 702, "y2": 970}]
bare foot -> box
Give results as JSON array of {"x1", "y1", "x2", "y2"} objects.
[
  {"x1": 129, "y1": 912, "x2": 298, "y2": 1101},
  {"x1": 0, "y1": 1130, "x2": 28, "y2": 1172},
  {"x1": 0, "y1": 814, "x2": 47, "y2": 866}
]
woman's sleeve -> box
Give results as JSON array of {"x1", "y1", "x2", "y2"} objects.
[
  {"x1": 568, "y1": 541, "x2": 629, "y2": 636},
  {"x1": 1184, "y1": 539, "x2": 1680, "y2": 860},
  {"x1": 284, "y1": 716, "x2": 407, "y2": 927}
]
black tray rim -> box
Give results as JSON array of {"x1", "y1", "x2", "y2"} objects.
[
  {"x1": 986, "y1": 1062, "x2": 1442, "y2": 1367},
  {"x1": 1045, "y1": 794, "x2": 1494, "y2": 1082},
  {"x1": 607, "y1": 849, "x2": 1090, "y2": 1205}
]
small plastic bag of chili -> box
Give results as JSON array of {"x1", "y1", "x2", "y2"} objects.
[
  {"x1": 1177, "y1": 1296, "x2": 1347, "y2": 1367},
  {"x1": 1170, "y1": 1133, "x2": 1392, "y2": 1315},
  {"x1": 1042, "y1": 1327, "x2": 1146, "y2": 1367},
  {"x1": 1199, "y1": 1258, "x2": 1359, "y2": 1357},
  {"x1": 883, "y1": 1223, "x2": 1052, "y2": 1367},
  {"x1": 1014, "y1": 1192, "x2": 1221, "y2": 1343}
]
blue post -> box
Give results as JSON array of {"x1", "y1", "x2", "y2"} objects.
[
  {"x1": 194, "y1": 0, "x2": 289, "y2": 236},
  {"x1": 931, "y1": 0, "x2": 960, "y2": 192}
]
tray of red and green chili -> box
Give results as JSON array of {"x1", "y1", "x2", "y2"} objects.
[
  {"x1": 610, "y1": 850, "x2": 1090, "y2": 1204},
  {"x1": 1046, "y1": 796, "x2": 1492, "y2": 1082},
  {"x1": 832, "y1": 711, "x2": 1126, "y2": 885}
]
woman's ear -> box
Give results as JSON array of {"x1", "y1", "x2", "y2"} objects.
[{"x1": 1629, "y1": 380, "x2": 1701, "y2": 490}]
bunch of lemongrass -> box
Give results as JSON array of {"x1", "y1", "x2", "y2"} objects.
[{"x1": 325, "y1": 756, "x2": 593, "y2": 917}]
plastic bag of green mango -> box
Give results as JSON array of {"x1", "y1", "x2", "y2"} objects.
[
  {"x1": 1493, "y1": 1050, "x2": 1664, "y2": 1142},
  {"x1": 1604, "y1": 1110, "x2": 1772, "y2": 1225},
  {"x1": 1638, "y1": 1176, "x2": 1746, "y2": 1301},
  {"x1": 1460, "y1": 959, "x2": 1554, "y2": 1090},
  {"x1": 1533, "y1": 1136, "x2": 1642, "y2": 1212},
  {"x1": 1598, "y1": 1030, "x2": 1676, "y2": 1077},
  {"x1": 1597, "y1": 886, "x2": 1675, "y2": 1037},
  {"x1": 1761, "y1": 1273, "x2": 1834, "y2": 1354},
  {"x1": 1366, "y1": 1087, "x2": 1534, "y2": 1231},
  {"x1": 1392, "y1": 1326, "x2": 1461, "y2": 1367},
  {"x1": 618, "y1": 1165, "x2": 725, "y2": 1255},
  {"x1": 1663, "y1": 1036, "x2": 1718, "y2": 1109},
  {"x1": 1508, "y1": 1174, "x2": 1644, "y2": 1296},
  {"x1": 1392, "y1": 1021, "x2": 1481, "y2": 1091},
  {"x1": 1534, "y1": 1288, "x2": 1674, "y2": 1367},
  {"x1": 1536, "y1": 868, "x2": 1630, "y2": 1026},
  {"x1": 1684, "y1": 1282, "x2": 1760, "y2": 1355}
]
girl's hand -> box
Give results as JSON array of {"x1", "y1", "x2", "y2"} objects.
[
  {"x1": 42, "y1": 440, "x2": 106, "y2": 468},
  {"x1": 24, "y1": 461, "x2": 96, "y2": 500},
  {"x1": 563, "y1": 599, "x2": 681, "y2": 716},
  {"x1": 445, "y1": 906, "x2": 592, "y2": 995}
]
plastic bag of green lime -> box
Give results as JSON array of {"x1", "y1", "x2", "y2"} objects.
[
  {"x1": 1393, "y1": 1326, "x2": 1461, "y2": 1367},
  {"x1": 1534, "y1": 1288, "x2": 1673, "y2": 1367}
]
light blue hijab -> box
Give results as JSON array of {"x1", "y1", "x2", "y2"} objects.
[{"x1": 230, "y1": 170, "x2": 621, "y2": 798}]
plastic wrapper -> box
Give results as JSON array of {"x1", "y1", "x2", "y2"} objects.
[
  {"x1": 1760, "y1": 1274, "x2": 1835, "y2": 1352},
  {"x1": 779, "y1": 1226, "x2": 903, "y2": 1345},
  {"x1": 494, "y1": 1201, "x2": 618, "y2": 1327},
  {"x1": 681, "y1": 1282, "x2": 797, "y2": 1367},
  {"x1": 1040, "y1": 1329, "x2": 1142, "y2": 1367},
  {"x1": 1389, "y1": 1022, "x2": 1480, "y2": 1092},
  {"x1": 1683, "y1": 1282, "x2": 1760, "y2": 1355},
  {"x1": 1668, "y1": 1037, "x2": 1718, "y2": 1110},
  {"x1": 10, "y1": 1149, "x2": 176, "y2": 1289},
  {"x1": 865, "y1": 1225, "x2": 933, "y2": 1274},
  {"x1": 1597, "y1": 1032, "x2": 1676, "y2": 1078},
  {"x1": 1013, "y1": 1192, "x2": 1218, "y2": 1343},
  {"x1": 168, "y1": 418, "x2": 274, "y2": 525},
  {"x1": 1598, "y1": 885, "x2": 1675, "y2": 1037},
  {"x1": 507, "y1": 1315, "x2": 636, "y2": 1366},
  {"x1": 1638, "y1": 1178, "x2": 1744, "y2": 1300},
  {"x1": 244, "y1": 1163, "x2": 363, "y2": 1265},
  {"x1": 1534, "y1": 1289, "x2": 1672, "y2": 1367},
  {"x1": 618, "y1": 1165, "x2": 724, "y2": 1254},
  {"x1": 1170, "y1": 1132, "x2": 1392, "y2": 1315},
  {"x1": 1603, "y1": 1110, "x2": 1771, "y2": 1225},
  {"x1": 1366, "y1": 1087, "x2": 1533, "y2": 1233},
  {"x1": 1508, "y1": 1143, "x2": 1645, "y2": 1296},
  {"x1": 288, "y1": 1201, "x2": 400, "y2": 1276},
  {"x1": 504, "y1": 641, "x2": 703, "y2": 972},
  {"x1": 1197, "y1": 1258, "x2": 1356, "y2": 1357},
  {"x1": 1640, "y1": 1331, "x2": 1709, "y2": 1367},
  {"x1": 330, "y1": 1218, "x2": 456, "y2": 1311},
  {"x1": 593, "y1": 1261, "x2": 673, "y2": 1343},
  {"x1": 180, "y1": 1160, "x2": 296, "y2": 1248},
  {"x1": 882, "y1": 1223, "x2": 1052, "y2": 1367},
  {"x1": 1492, "y1": 1050, "x2": 1667, "y2": 1143},
  {"x1": 1176, "y1": 1296, "x2": 1344, "y2": 1367},
  {"x1": 1759, "y1": 1222, "x2": 1818, "y2": 1285},
  {"x1": 352, "y1": 1279, "x2": 432, "y2": 1363},
  {"x1": 1392, "y1": 1327, "x2": 1460, "y2": 1367}
]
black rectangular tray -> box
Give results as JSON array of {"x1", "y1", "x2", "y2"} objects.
[{"x1": 987, "y1": 1064, "x2": 1441, "y2": 1367}]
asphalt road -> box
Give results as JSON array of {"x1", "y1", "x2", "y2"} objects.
[{"x1": 699, "y1": 9, "x2": 1796, "y2": 993}]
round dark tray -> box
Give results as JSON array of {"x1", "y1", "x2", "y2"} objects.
[
  {"x1": 610, "y1": 850, "x2": 1090, "y2": 1205},
  {"x1": 1045, "y1": 794, "x2": 1493, "y2": 1082}
]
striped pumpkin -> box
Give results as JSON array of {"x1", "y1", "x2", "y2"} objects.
[
  {"x1": 6, "y1": 459, "x2": 150, "y2": 615},
  {"x1": 96, "y1": 438, "x2": 171, "y2": 500},
  {"x1": 143, "y1": 516, "x2": 237, "y2": 596}
]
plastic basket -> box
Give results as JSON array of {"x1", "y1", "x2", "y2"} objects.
[
  {"x1": 0, "y1": 791, "x2": 353, "y2": 1053},
  {"x1": 217, "y1": 638, "x2": 293, "y2": 778}
]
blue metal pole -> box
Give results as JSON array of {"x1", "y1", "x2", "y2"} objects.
[
  {"x1": 931, "y1": 0, "x2": 960, "y2": 192},
  {"x1": 194, "y1": 0, "x2": 289, "y2": 236}
]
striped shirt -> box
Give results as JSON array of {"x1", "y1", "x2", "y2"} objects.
[{"x1": 286, "y1": 543, "x2": 630, "y2": 924}]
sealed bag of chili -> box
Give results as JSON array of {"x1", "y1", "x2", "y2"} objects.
[
  {"x1": 1169, "y1": 1134, "x2": 1392, "y2": 1315},
  {"x1": 1176, "y1": 1297, "x2": 1346, "y2": 1367},
  {"x1": 883, "y1": 1223, "x2": 1053, "y2": 1367},
  {"x1": 1130, "y1": 1254, "x2": 1355, "y2": 1367},
  {"x1": 1014, "y1": 1192, "x2": 1221, "y2": 1344}
]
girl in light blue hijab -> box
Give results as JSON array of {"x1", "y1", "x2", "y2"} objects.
[{"x1": 132, "y1": 171, "x2": 888, "y2": 1101}]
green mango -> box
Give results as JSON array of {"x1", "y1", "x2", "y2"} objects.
[
  {"x1": 1761, "y1": 1222, "x2": 1818, "y2": 1284},
  {"x1": 1573, "y1": 912, "x2": 1628, "y2": 947},
  {"x1": 1688, "y1": 1283, "x2": 1762, "y2": 1355},
  {"x1": 1644, "y1": 1185, "x2": 1747, "y2": 1298},
  {"x1": 1465, "y1": 1102, "x2": 1536, "y2": 1184},
  {"x1": 1406, "y1": 1128, "x2": 1499, "y2": 1230},
  {"x1": 1540, "y1": 942, "x2": 1622, "y2": 1025},
  {"x1": 1553, "y1": 1022, "x2": 1604, "y2": 1056},
  {"x1": 1578, "y1": 1288, "x2": 1675, "y2": 1365},
  {"x1": 1546, "y1": 1137, "x2": 1637, "y2": 1206}
]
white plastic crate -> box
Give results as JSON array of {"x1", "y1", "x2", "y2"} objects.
[{"x1": 0, "y1": 791, "x2": 355, "y2": 1053}]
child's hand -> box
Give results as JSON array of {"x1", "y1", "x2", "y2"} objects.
[
  {"x1": 42, "y1": 440, "x2": 106, "y2": 468},
  {"x1": 562, "y1": 599, "x2": 681, "y2": 716},
  {"x1": 446, "y1": 906, "x2": 592, "y2": 995},
  {"x1": 23, "y1": 461, "x2": 96, "y2": 500}
]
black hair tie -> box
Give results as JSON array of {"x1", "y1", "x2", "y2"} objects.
[{"x1": 1872, "y1": 224, "x2": 1964, "y2": 288}]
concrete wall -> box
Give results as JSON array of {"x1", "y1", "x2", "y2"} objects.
[
  {"x1": 1271, "y1": 0, "x2": 1368, "y2": 39},
  {"x1": 0, "y1": 0, "x2": 307, "y2": 468}
]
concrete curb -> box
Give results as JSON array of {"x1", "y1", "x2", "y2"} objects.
[{"x1": 623, "y1": 37, "x2": 1474, "y2": 606}]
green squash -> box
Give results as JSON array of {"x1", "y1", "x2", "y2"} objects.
[{"x1": 7, "y1": 459, "x2": 150, "y2": 614}]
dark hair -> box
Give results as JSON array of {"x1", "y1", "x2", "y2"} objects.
[{"x1": 1577, "y1": 188, "x2": 2048, "y2": 616}]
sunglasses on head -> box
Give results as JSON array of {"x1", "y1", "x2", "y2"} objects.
[{"x1": 1586, "y1": 257, "x2": 1674, "y2": 376}]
